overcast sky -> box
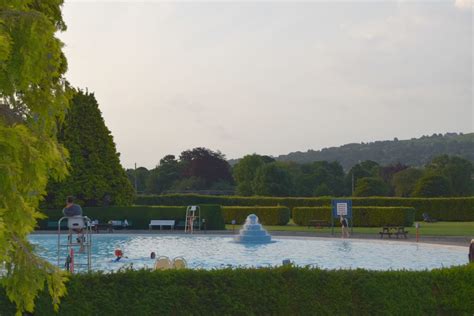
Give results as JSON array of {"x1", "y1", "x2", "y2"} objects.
[{"x1": 60, "y1": 0, "x2": 473, "y2": 169}]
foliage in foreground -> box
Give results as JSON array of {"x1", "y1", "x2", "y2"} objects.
[
  {"x1": 0, "y1": 1, "x2": 69, "y2": 314},
  {"x1": 0, "y1": 265, "x2": 473, "y2": 315}
]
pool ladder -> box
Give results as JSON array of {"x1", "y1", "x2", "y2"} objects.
[{"x1": 57, "y1": 216, "x2": 92, "y2": 273}]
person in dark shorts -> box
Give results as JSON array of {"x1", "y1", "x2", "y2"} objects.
[
  {"x1": 340, "y1": 215, "x2": 350, "y2": 238},
  {"x1": 63, "y1": 196, "x2": 85, "y2": 252}
]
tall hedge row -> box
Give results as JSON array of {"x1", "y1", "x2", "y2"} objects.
[
  {"x1": 135, "y1": 195, "x2": 474, "y2": 221},
  {"x1": 38, "y1": 205, "x2": 225, "y2": 230},
  {"x1": 293, "y1": 207, "x2": 416, "y2": 227},
  {"x1": 222, "y1": 206, "x2": 291, "y2": 225},
  {"x1": 1, "y1": 266, "x2": 473, "y2": 315}
]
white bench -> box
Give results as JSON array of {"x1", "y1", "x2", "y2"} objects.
[{"x1": 149, "y1": 220, "x2": 175, "y2": 230}]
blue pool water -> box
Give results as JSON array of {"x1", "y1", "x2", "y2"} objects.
[{"x1": 29, "y1": 234, "x2": 468, "y2": 272}]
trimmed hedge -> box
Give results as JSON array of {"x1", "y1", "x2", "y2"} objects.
[
  {"x1": 293, "y1": 207, "x2": 416, "y2": 227},
  {"x1": 135, "y1": 194, "x2": 328, "y2": 209},
  {"x1": 135, "y1": 195, "x2": 474, "y2": 221},
  {"x1": 222, "y1": 206, "x2": 290, "y2": 225},
  {"x1": 38, "y1": 205, "x2": 225, "y2": 230},
  {"x1": 1, "y1": 266, "x2": 473, "y2": 315}
]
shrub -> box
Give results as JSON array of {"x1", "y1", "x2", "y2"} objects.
[
  {"x1": 0, "y1": 266, "x2": 473, "y2": 315},
  {"x1": 292, "y1": 207, "x2": 416, "y2": 227},
  {"x1": 222, "y1": 206, "x2": 290, "y2": 225},
  {"x1": 134, "y1": 195, "x2": 474, "y2": 221},
  {"x1": 38, "y1": 205, "x2": 224, "y2": 230}
]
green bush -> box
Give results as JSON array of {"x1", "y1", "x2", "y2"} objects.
[
  {"x1": 135, "y1": 194, "x2": 474, "y2": 221},
  {"x1": 350, "y1": 197, "x2": 474, "y2": 221},
  {"x1": 222, "y1": 206, "x2": 290, "y2": 225},
  {"x1": 135, "y1": 194, "x2": 329, "y2": 209},
  {"x1": 293, "y1": 207, "x2": 416, "y2": 227},
  {"x1": 1, "y1": 266, "x2": 473, "y2": 315},
  {"x1": 38, "y1": 205, "x2": 224, "y2": 230}
]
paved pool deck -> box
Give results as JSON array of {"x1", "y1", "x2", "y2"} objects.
[{"x1": 33, "y1": 229, "x2": 473, "y2": 247}]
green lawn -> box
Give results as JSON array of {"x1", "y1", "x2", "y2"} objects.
[{"x1": 226, "y1": 221, "x2": 474, "y2": 237}]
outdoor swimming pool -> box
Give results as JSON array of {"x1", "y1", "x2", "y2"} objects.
[{"x1": 30, "y1": 234, "x2": 468, "y2": 272}]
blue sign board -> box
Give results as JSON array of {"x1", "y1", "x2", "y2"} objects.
[{"x1": 331, "y1": 199, "x2": 352, "y2": 219}]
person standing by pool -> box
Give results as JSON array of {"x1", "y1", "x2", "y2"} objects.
[
  {"x1": 340, "y1": 216, "x2": 349, "y2": 238},
  {"x1": 63, "y1": 196, "x2": 85, "y2": 252}
]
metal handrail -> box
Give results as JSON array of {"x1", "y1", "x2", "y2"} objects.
[{"x1": 57, "y1": 216, "x2": 93, "y2": 273}]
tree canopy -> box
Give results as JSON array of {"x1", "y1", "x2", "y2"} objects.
[
  {"x1": 425, "y1": 155, "x2": 473, "y2": 196},
  {"x1": 233, "y1": 154, "x2": 266, "y2": 195},
  {"x1": 273, "y1": 133, "x2": 474, "y2": 170},
  {"x1": 253, "y1": 162, "x2": 292, "y2": 196},
  {"x1": 0, "y1": 1, "x2": 69, "y2": 313},
  {"x1": 412, "y1": 174, "x2": 453, "y2": 197},
  {"x1": 45, "y1": 90, "x2": 134, "y2": 208},
  {"x1": 354, "y1": 177, "x2": 390, "y2": 197},
  {"x1": 127, "y1": 148, "x2": 233, "y2": 194}
]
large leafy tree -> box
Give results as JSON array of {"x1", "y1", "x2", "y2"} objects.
[
  {"x1": 354, "y1": 177, "x2": 390, "y2": 197},
  {"x1": 253, "y1": 162, "x2": 292, "y2": 196},
  {"x1": 0, "y1": 1, "x2": 70, "y2": 313},
  {"x1": 126, "y1": 166, "x2": 150, "y2": 193},
  {"x1": 291, "y1": 161, "x2": 345, "y2": 197},
  {"x1": 345, "y1": 160, "x2": 380, "y2": 195},
  {"x1": 233, "y1": 154, "x2": 266, "y2": 195},
  {"x1": 412, "y1": 174, "x2": 453, "y2": 197},
  {"x1": 146, "y1": 155, "x2": 181, "y2": 194},
  {"x1": 178, "y1": 147, "x2": 233, "y2": 188},
  {"x1": 391, "y1": 168, "x2": 424, "y2": 197},
  {"x1": 45, "y1": 90, "x2": 134, "y2": 207},
  {"x1": 425, "y1": 155, "x2": 473, "y2": 196}
]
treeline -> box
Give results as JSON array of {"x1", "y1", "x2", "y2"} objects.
[
  {"x1": 272, "y1": 132, "x2": 474, "y2": 170},
  {"x1": 127, "y1": 151, "x2": 474, "y2": 198}
]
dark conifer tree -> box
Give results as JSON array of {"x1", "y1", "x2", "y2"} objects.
[{"x1": 45, "y1": 89, "x2": 134, "y2": 207}]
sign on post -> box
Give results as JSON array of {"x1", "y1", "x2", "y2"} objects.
[
  {"x1": 331, "y1": 199, "x2": 352, "y2": 218},
  {"x1": 331, "y1": 199, "x2": 353, "y2": 235}
]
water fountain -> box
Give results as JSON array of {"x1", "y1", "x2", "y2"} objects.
[{"x1": 235, "y1": 214, "x2": 272, "y2": 243}]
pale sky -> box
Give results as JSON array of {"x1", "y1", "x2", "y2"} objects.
[{"x1": 59, "y1": 0, "x2": 473, "y2": 169}]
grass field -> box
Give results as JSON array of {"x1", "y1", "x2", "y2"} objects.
[{"x1": 226, "y1": 221, "x2": 474, "y2": 237}]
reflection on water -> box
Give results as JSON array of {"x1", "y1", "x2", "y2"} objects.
[
  {"x1": 29, "y1": 234, "x2": 467, "y2": 273},
  {"x1": 338, "y1": 241, "x2": 352, "y2": 252}
]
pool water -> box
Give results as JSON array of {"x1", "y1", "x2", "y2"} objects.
[{"x1": 29, "y1": 234, "x2": 468, "y2": 272}]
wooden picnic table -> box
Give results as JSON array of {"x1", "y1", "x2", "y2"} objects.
[{"x1": 379, "y1": 226, "x2": 408, "y2": 239}]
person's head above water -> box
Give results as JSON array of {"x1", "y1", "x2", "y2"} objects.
[
  {"x1": 66, "y1": 196, "x2": 74, "y2": 205},
  {"x1": 114, "y1": 249, "x2": 123, "y2": 258},
  {"x1": 150, "y1": 252, "x2": 156, "y2": 259}
]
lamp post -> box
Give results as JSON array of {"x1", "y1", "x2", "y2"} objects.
[
  {"x1": 134, "y1": 162, "x2": 138, "y2": 193},
  {"x1": 351, "y1": 172, "x2": 354, "y2": 196}
]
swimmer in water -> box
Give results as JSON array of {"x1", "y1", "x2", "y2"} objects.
[{"x1": 114, "y1": 249, "x2": 124, "y2": 262}]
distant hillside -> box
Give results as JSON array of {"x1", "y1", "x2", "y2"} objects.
[{"x1": 273, "y1": 133, "x2": 474, "y2": 170}]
